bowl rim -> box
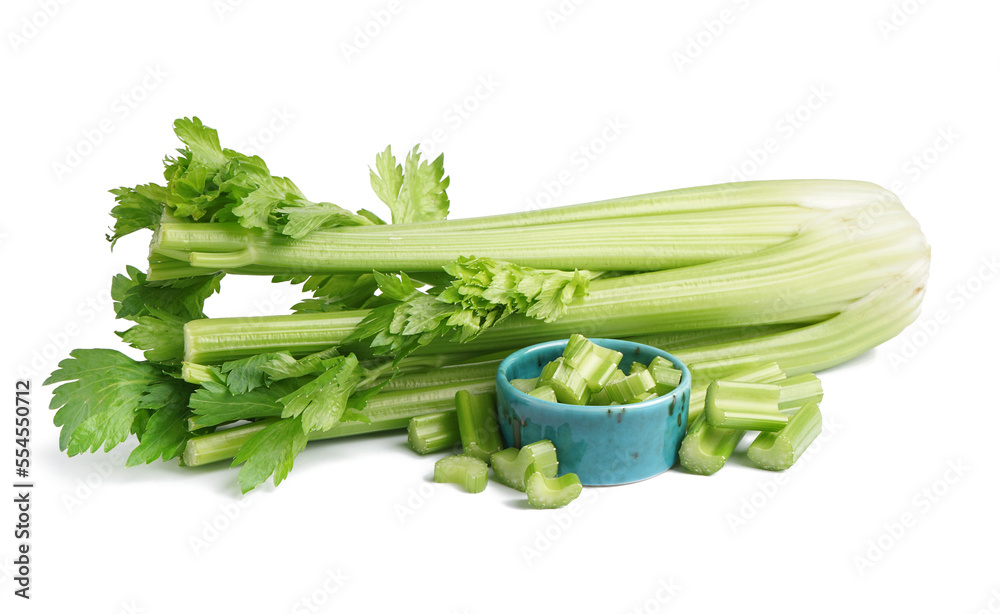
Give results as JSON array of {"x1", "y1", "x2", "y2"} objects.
[{"x1": 495, "y1": 337, "x2": 691, "y2": 416}]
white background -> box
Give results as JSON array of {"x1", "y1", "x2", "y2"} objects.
[{"x1": 3, "y1": 1, "x2": 999, "y2": 612}]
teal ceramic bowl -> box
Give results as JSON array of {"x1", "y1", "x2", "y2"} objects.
[{"x1": 495, "y1": 338, "x2": 691, "y2": 486}]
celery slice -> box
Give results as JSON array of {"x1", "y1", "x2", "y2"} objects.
[
  {"x1": 628, "y1": 391, "x2": 658, "y2": 403},
  {"x1": 748, "y1": 402, "x2": 822, "y2": 470},
  {"x1": 604, "y1": 369, "x2": 656, "y2": 404},
  {"x1": 777, "y1": 374, "x2": 823, "y2": 410},
  {"x1": 648, "y1": 356, "x2": 682, "y2": 394},
  {"x1": 687, "y1": 361, "x2": 787, "y2": 423},
  {"x1": 434, "y1": 455, "x2": 488, "y2": 493},
  {"x1": 705, "y1": 380, "x2": 786, "y2": 431},
  {"x1": 588, "y1": 388, "x2": 611, "y2": 406},
  {"x1": 491, "y1": 440, "x2": 559, "y2": 492},
  {"x1": 679, "y1": 413, "x2": 745, "y2": 475},
  {"x1": 455, "y1": 390, "x2": 503, "y2": 463},
  {"x1": 525, "y1": 472, "x2": 583, "y2": 509},
  {"x1": 562, "y1": 334, "x2": 624, "y2": 391},
  {"x1": 510, "y1": 377, "x2": 540, "y2": 394},
  {"x1": 538, "y1": 358, "x2": 591, "y2": 405},
  {"x1": 628, "y1": 361, "x2": 647, "y2": 375},
  {"x1": 407, "y1": 412, "x2": 460, "y2": 455},
  {"x1": 527, "y1": 386, "x2": 558, "y2": 403}
]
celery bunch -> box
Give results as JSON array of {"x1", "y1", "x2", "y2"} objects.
[{"x1": 46, "y1": 117, "x2": 930, "y2": 492}]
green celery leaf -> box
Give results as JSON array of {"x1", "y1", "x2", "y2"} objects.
[
  {"x1": 259, "y1": 347, "x2": 340, "y2": 381},
  {"x1": 276, "y1": 199, "x2": 373, "y2": 239},
  {"x1": 45, "y1": 349, "x2": 166, "y2": 455},
  {"x1": 107, "y1": 185, "x2": 167, "y2": 246},
  {"x1": 172, "y1": 116, "x2": 227, "y2": 169},
  {"x1": 126, "y1": 378, "x2": 196, "y2": 466},
  {"x1": 279, "y1": 354, "x2": 365, "y2": 433},
  {"x1": 369, "y1": 145, "x2": 450, "y2": 224},
  {"x1": 116, "y1": 307, "x2": 187, "y2": 364},
  {"x1": 219, "y1": 352, "x2": 283, "y2": 395},
  {"x1": 232, "y1": 417, "x2": 309, "y2": 493},
  {"x1": 112, "y1": 265, "x2": 222, "y2": 322},
  {"x1": 348, "y1": 258, "x2": 595, "y2": 357},
  {"x1": 188, "y1": 380, "x2": 298, "y2": 430}
]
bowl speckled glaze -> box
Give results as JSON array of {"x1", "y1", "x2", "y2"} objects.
[{"x1": 495, "y1": 338, "x2": 691, "y2": 486}]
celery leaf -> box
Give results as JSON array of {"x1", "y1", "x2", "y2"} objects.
[
  {"x1": 45, "y1": 349, "x2": 166, "y2": 455},
  {"x1": 232, "y1": 417, "x2": 309, "y2": 493}
]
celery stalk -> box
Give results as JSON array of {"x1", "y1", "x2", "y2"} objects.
[
  {"x1": 778, "y1": 374, "x2": 824, "y2": 410},
  {"x1": 678, "y1": 413, "x2": 746, "y2": 475},
  {"x1": 407, "y1": 412, "x2": 460, "y2": 455},
  {"x1": 434, "y1": 455, "x2": 488, "y2": 493},
  {"x1": 182, "y1": 376, "x2": 494, "y2": 465},
  {"x1": 510, "y1": 378, "x2": 539, "y2": 394},
  {"x1": 455, "y1": 390, "x2": 503, "y2": 463},
  {"x1": 562, "y1": 334, "x2": 623, "y2": 391},
  {"x1": 525, "y1": 472, "x2": 583, "y2": 509},
  {"x1": 491, "y1": 441, "x2": 559, "y2": 492},
  {"x1": 528, "y1": 386, "x2": 558, "y2": 403},
  {"x1": 704, "y1": 380, "x2": 786, "y2": 431},
  {"x1": 747, "y1": 402, "x2": 823, "y2": 470},
  {"x1": 604, "y1": 370, "x2": 656, "y2": 404},
  {"x1": 538, "y1": 358, "x2": 591, "y2": 405}
]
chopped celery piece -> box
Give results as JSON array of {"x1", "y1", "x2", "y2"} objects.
[
  {"x1": 510, "y1": 377, "x2": 540, "y2": 394},
  {"x1": 525, "y1": 472, "x2": 583, "y2": 509},
  {"x1": 562, "y1": 334, "x2": 624, "y2": 391},
  {"x1": 407, "y1": 411, "x2": 460, "y2": 455},
  {"x1": 538, "y1": 358, "x2": 591, "y2": 405},
  {"x1": 629, "y1": 391, "x2": 658, "y2": 403},
  {"x1": 777, "y1": 374, "x2": 824, "y2": 410},
  {"x1": 648, "y1": 356, "x2": 682, "y2": 393},
  {"x1": 628, "y1": 361, "x2": 647, "y2": 375},
  {"x1": 605, "y1": 369, "x2": 656, "y2": 404},
  {"x1": 748, "y1": 402, "x2": 823, "y2": 470},
  {"x1": 588, "y1": 388, "x2": 611, "y2": 406},
  {"x1": 455, "y1": 390, "x2": 503, "y2": 463},
  {"x1": 687, "y1": 360, "x2": 789, "y2": 424},
  {"x1": 491, "y1": 440, "x2": 559, "y2": 491},
  {"x1": 679, "y1": 413, "x2": 745, "y2": 475},
  {"x1": 434, "y1": 455, "x2": 488, "y2": 493},
  {"x1": 705, "y1": 380, "x2": 786, "y2": 431},
  {"x1": 528, "y1": 385, "x2": 558, "y2": 403}
]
